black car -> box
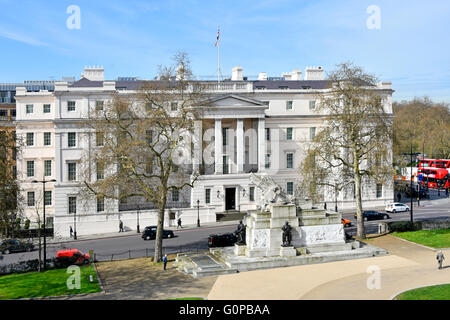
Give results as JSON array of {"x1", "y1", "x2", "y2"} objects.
[
  {"x1": 0, "y1": 239, "x2": 34, "y2": 254},
  {"x1": 354, "y1": 211, "x2": 390, "y2": 221},
  {"x1": 141, "y1": 226, "x2": 174, "y2": 240},
  {"x1": 208, "y1": 233, "x2": 237, "y2": 248}
]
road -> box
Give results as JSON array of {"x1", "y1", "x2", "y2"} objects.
[{"x1": 1, "y1": 197, "x2": 448, "y2": 266}]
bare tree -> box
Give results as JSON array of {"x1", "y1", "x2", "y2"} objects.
[
  {"x1": 300, "y1": 62, "x2": 394, "y2": 239},
  {"x1": 80, "y1": 51, "x2": 205, "y2": 261}
]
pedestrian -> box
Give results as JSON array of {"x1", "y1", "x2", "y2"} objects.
[
  {"x1": 69, "y1": 226, "x2": 73, "y2": 238},
  {"x1": 177, "y1": 218, "x2": 182, "y2": 229},
  {"x1": 436, "y1": 250, "x2": 445, "y2": 270},
  {"x1": 323, "y1": 202, "x2": 327, "y2": 210},
  {"x1": 163, "y1": 254, "x2": 168, "y2": 270},
  {"x1": 119, "y1": 219, "x2": 124, "y2": 233},
  {"x1": 397, "y1": 192, "x2": 401, "y2": 202}
]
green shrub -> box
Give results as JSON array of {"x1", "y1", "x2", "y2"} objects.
[{"x1": 388, "y1": 221, "x2": 422, "y2": 233}]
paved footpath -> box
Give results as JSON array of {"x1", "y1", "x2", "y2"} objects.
[{"x1": 207, "y1": 235, "x2": 450, "y2": 300}]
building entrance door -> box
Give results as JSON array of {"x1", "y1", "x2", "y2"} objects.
[{"x1": 225, "y1": 188, "x2": 236, "y2": 211}]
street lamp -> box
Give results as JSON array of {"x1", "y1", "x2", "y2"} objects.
[
  {"x1": 136, "y1": 203, "x2": 140, "y2": 233},
  {"x1": 197, "y1": 199, "x2": 200, "y2": 227},
  {"x1": 402, "y1": 145, "x2": 420, "y2": 223},
  {"x1": 32, "y1": 178, "x2": 56, "y2": 270}
]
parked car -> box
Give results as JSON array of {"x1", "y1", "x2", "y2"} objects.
[
  {"x1": 354, "y1": 211, "x2": 390, "y2": 221},
  {"x1": 142, "y1": 226, "x2": 174, "y2": 240},
  {"x1": 0, "y1": 239, "x2": 34, "y2": 254},
  {"x1": 341, "y1": 218, "x2": 352, "y2": 228},
  {"x1": 55, "y1": 249, "x2": 90, "y2": 267},
  {"x1": 385, "y1": 202, "x2": 410, "y2": 213},
  {"x1": 208, "y1": 233, "x2": 237, "y2": 248}
]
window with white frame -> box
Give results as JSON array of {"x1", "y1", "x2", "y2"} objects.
[
  {"x1": 310, "y1": 127, "x2": 316, "y2": 140},
  {"x1": 170, "y1": 102, "x2": 178, "y2": 111},
  {"x1": 97, "y1": 197, "x2": 104, "y2": 212},
  {"x1": 96, "y1": 132, "x2": 104, "y2": 146},
  {"x1": 286, "y1": 128, "x2": 293, "y2": 140},
  {"x1": 265, "y1": 153, "x2": 271, "y2": 169},
  {"x1": 44, "y1": 132, "x2": 51, "y2": 146},
  {"x1": 43, "y1": 104, "x2": 51, "y2": 113},
  {"x1": 68, "y1": 196, "x2": 77, "y2": 214},
  {"x1": 27, "y1": 161, "x2": 34, "y2": 177},
  {"x1": 96, "y1": 161, "x2": 104, "y2": 180},
  {"x1": 68, "y1": 162, "x2": 76, "y2": 181},
  {"x1": 286, "y1": 101, "x2": 293, "y2": 110},
  {"x1": 44, "y1": 160, "x2": 52, "y2": 176},
  {"x1": 265, "y1": 128, "x2": 270, "y2": 141},
  {"x1": 26, "y1": 133, "x2": 34, "y2": 146},
  {"x1": 309, "y1": 100, "x2": 316, "y2": 111},
  {"x1": 287, "y1": 182, "x2": 294, "y2": 195},
  {"x1": 286, "y1": 153, "x2": 294, "y2": 169},
  {"x1": 68, "y1": 132, "x2": 76, "y2": 147},
  {"x1": 205, "y1": 188, "x2": 211, "y2": 204},
  {"x1": 172, "y1": 189, "x2": 179, "y2": 202},
  {"x1": 27, "y1": 191, "x2": 35, "y2": 207},
  {"x1": 44, "y1": 191, "x2": 52, "y2": 206},
  {"x1": 26, "y1": 104, "x2": 33, "y2": 114},
  {"x1": 67, "y1": 101, "x2": 76, "y2": 112},
  {"x1": 376, "y1": 184, "x2": 383, "y2": 198},
  {"x1": 95, "y1": 100, "x2": 104, "y2": 111},
  {"x1": 249, "y1": 186, "x2": 255, "y2": 202}
]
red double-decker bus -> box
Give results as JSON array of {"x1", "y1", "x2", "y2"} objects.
[
  {"x1": 418, "y1": 167, "x2": 450, "y2": 189},
  {"x1": 419, "y1": 159, "x2": 450, "y2": 169}
]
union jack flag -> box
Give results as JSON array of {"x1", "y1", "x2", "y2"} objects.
[{"x1": 215, "y1": 28, "x2": 220, "y2": 47}]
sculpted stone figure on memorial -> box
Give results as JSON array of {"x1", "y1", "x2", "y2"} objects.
[
  {"x1": 234, "y1": 220, "x2": 246, "y2": 245},
  {"x1": 282, "y1": 221, "x2": 292, "y2": 247},
  {"x1": 249, "y1": 173, "x2": 295, "y2": 211}
]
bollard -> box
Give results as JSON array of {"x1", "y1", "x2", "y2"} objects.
[
  {"x1": 129, "y1": 251, "x2": 131, "y2": 259},
  {"x1": 111, "y1": 254, "x2": 114, "y2": 261}
]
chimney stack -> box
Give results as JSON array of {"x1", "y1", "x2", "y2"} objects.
[
  {"x1": 304, "y1": 66, "x2": 324, "y2": 81},
  {"x1": 82, "y1": 65, "x2": 105, "y2": 81},
  {"x1": 232, "y1": 66, "x2": 243, "y2": 81}
]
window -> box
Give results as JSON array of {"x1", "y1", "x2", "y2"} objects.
[
  {"x1": 96, "y1": 132, "x2": 104, "y2": 146},
  {"x1": 286, "y1": 128, "x2": 293, "y2": 140},
  {"x1": 44, "y1": 160, "x2": 52, "y2": 176},
  {"x1": 170, "y1": 102, "x2": 178, "y2": 111},
  {"x1": 145, "y1": 102, "x2": 153, "y2": 111},
  {"x1": 265, "y1": 154, "x2": 271, "y2": 169},
  {"x1": 310, "y1": 127, "x2": 316, "y2": 140},
  {"x1": 286, "y1": 101, "x2": 293, "y2": 110},
  {"x1": 68, "y1": 162, "x2": 76, "y2": 181},
  {"x1": 68, "y1": 132, "x2": 76, "y2": 147},
  {"x1": 27, "y1": 161, "x2": 34, "y2": 177},
  {"x1": 26, "y1": 104, "x2": 33, "y2": 114},
  {"x1": 43, "y1": 104, "x2": 51, "y2": 113},
  {"x1": 97, "y1": 197, "x2": 104, "y2": 212},
  {"x1": 44, "y1": 191, "x2": 52, "y2": 206},
  {"x1": 287, "y1": 182, "x2": 294, "y2": 195},
  {"x1": 223, "y1": 155, "x2": 229, "y2": 174},
  {"x1": 68, "y1": 197, "x2": 77, "y2": 214},
  {"x1": 249, "y1": 186, "x2": 255, "y2": 202},
  {"x1": 205, "y1": 188, "x2": 211, "y2": 204},
  {"x1": 265, "y1": 128, "x2": 270, "y2": 141},
  {"x1": 172, "y1": 190, "x2": 179, "y2": 202},
  {"x1": 309, "y1": 100, "x2": 316, "y2": 111},
  {"x1": 286, "y1": 153, "x2": 293, "y2": 169},
  {"x1": 95, "y1": 100, "x2": 104, "y2": 111},
  {"x1": 26, "y1": 133, "x2": 34, "y2": 146},
  {"x1": 44, "y1": 132, "x2": 51, "y2": 146},
  {"x1": 145, "y1": 157, "x2": 153, "y2": 174},
  {"x1": 96, "y1": 161, "x2": 104, "y2": 180},
  {"x1": 67, "y1": 101, "x2": 76, "y2": 112},
  {"x1": 376, "y1": 184, "x2": 383, "y2": 198},
  {"x1": 27, "y1": 192, "x2": 35, "y2": 207},
  {"x1": 0, "y1": 109, "x2": 7, "y2": 117},
  {"x1": 222, "y1": 128, "x2": 228, "y2": 146}
]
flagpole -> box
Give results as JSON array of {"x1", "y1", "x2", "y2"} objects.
[{"x1": 217, "y1": 27, "x2": 221, "y2": 84}]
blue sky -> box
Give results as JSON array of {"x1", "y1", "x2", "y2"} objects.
[{"x1": 1, "y1": 0, "x2": 450, "y2": 102}]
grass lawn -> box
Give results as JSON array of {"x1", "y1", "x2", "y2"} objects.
[
  {"x1": 392, "y1": 228, "x2": 450, "y2": 248},
  {"x1": 394, "y1": 284, "x2": 450, "y2": 300},
  {"x1": 0, "y1": 264, "x2": 101, "y2": 300}
]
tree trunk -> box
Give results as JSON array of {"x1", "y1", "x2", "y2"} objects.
[
  {"x1": 154, "y1": 202, "x2": 166, "y2": 263},
  {"x1": 355, "y1": 171, "x2": 366, "y2": 239}
]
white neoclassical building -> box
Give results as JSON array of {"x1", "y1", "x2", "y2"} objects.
[{"x1": 15, "y1": 66, "x2": 394, "y2": 237}]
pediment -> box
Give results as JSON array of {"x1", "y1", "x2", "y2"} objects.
[{"x1": 207, "y1": 94, "x2": 267, "y2": 108}]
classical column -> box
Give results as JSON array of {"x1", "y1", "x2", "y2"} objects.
[
  {"x1": 214, "y1": 118, "x2": 223, "y2": 174},
  {"x1": 192, "y1": 120, "x2": 203, "y2": 173},
  {"x1": 258, "y1": 118, "x2": 266, "y2": 172},
  {"x1": 236, "y1": 119, "x2": 244, "y2": 173}
]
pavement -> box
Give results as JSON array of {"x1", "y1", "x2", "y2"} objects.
[{"x1": 207, "y1": 234, "x2": 450, "y2": 300}]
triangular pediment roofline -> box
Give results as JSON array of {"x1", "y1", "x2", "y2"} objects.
[{"x1": 202, "y1": 94, "x2": 268, "y2": 107}]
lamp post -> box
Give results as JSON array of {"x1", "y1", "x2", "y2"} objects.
[
  {"x1": 197, "y1": 199, "x2": 200, "y2": 227},
  {"x1": 136, "y1": 203, "x2": 140, "y2": 234},
  {"x1": 402, "y1": 146, "x2": 420, "y2": 223},
  {"x1": 73, "y1": 206, "x2": 77, "y2": 240},
  {"x1": 32, "y1": 178, "x2": 56, "y2": 270}
]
